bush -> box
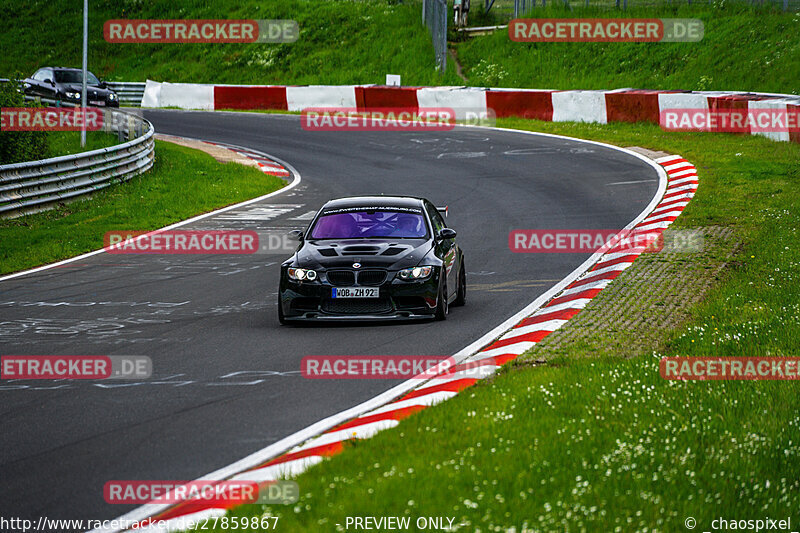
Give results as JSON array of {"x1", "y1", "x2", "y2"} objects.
[{"x1": 0, "y1": 75, "x2": 48, "y2": 165}]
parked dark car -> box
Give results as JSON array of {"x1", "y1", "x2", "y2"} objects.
[
  {"x1": 22, "y1": 67, "x2": 119, "y2": 107},
  {"x1": 278, "y1": 196, "x2": 466, "y2": 323}
]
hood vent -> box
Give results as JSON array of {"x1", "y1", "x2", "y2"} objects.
[
  {"x1": 341, "y1": 245, "x2": 380, "y2": 256},
  {"x1": 318, "y1": 248, "x2": 338, "y2": 257},
  {"x1": 380, "y1": 246, "x2": 406, "y2": 256}
]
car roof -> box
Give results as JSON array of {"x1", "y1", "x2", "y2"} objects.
[
  {"x1": 39, "y1": 67, "x2": 95, "y2": 74},
  {"x1": 321, "y1": 196, "x2": 427, "y2": 210}
]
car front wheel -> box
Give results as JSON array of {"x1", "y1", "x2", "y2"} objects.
[
  {"x1": 278, "y1": 294, "x2": 286, "y2": 325},
  {"x1": 435, "y1": 277, "x2": 448, "y2": 321},
  {"x1": 453, "y1": 261, "x2": 466, "y2": 307}
]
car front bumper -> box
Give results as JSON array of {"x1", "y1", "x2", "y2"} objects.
[{"x1": 279, "y1": 269, "x2": 442, "y2": 322}]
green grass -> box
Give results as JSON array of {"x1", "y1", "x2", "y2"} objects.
[
  {"x1": 456, "y1": 4, "x2": 800, "y2": 92},
  {"x1": 44, "y1": 131, "x2": 119, "y2": 158},
  {"x1": 0, "y1": 0, "x2": 463, "y2": 86},
  {"x1": 190, "y1": 121, "x2": 800, "y2": 532},
  {"x1": 0, "y1": 140, "x2": 286, "y2": 275},
  {"x1": 2, "y1": 1, "x2": 795, "y2": 93}
]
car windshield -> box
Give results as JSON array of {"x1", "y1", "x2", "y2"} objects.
[
  {"x1": 309, "y1": 209, "x2": 428, "y2": 239},
  {"x1": 54, "y1": 70, "x2": 101, "y2": 85}
]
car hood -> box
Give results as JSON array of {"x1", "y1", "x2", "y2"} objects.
[
  {"x1": 62, "y1": 83, "x2": 114, "y2": 96},
  {"x1": 295, "y1": 239, "x2": 432, "y2": 270}
]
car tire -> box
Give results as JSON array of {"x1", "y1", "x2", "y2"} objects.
[
  {"x1": 278, "y1": 295, "x2": 286, "y2": 325},
  {"x1": 435, "y1": 277, "x2": 448, "y2": 321},
  {"x1": 453, "y1": 261, "x2": 466, "y2": 307}
]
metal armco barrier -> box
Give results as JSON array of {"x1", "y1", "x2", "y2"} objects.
[
  {"x1": 106, "y1": 81, "x2": 146, "y2": 106},
  {"x1": 0, "y1": 110, "x2": 155, "y2": 217}
]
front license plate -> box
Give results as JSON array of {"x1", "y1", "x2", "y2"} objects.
[{"x1": 332, "y1": 287, "x2": 379, "y2": 298}]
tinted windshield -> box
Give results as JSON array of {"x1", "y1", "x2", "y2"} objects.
[
  {"x1": 310, "y1": 209, "x2": 428, "y2": 239},
  {"x1": 54, "y1": 71, "x2": 101, "y2": 85}
]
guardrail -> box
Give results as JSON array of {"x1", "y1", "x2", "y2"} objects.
[
  {"x1": 0, "y1": 109, "x2": 155, "y2": 217},
  {"x1": 107, "y1": 81, "x2": 146, "y2": 106}
]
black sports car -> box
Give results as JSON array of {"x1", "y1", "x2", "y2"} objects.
[
  {"x1": 278, "y1": 196, "x2": 466, "y2": 323},
  {"x1": 22, "y1": 67, "x2": 120, "y2": 107}
]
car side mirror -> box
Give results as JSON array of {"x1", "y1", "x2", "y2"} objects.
[
  {"x1": 45, "y1": 79, "x2": 54, "y2": 85},
  {"x1": 288, "y1": 229, "x2": 304, "y2": 241},
  {"x1": 99, "y1": 81, "x2": 107, "y2": 88},
  {"x1": 437, "y1": 228, "x2": 457, "y2": 240}
]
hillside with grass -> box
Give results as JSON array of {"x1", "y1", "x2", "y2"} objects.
[
  {"x1": 0, "y1": 0, "x2": 463, "y2": 86},
  {"x1": 1, "y1": 0, "x2": 797, "y2": 93},
  {"x1": 457, "y1": 4, "x2": 800, "y2": 93}
]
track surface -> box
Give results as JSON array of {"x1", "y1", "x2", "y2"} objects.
[{"x1": 0, "y1": 110, "x2": 658, "y2": 523}]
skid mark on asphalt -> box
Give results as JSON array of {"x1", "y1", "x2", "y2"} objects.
[
  {"x1": 1, "y1": 369, "x2": 302, "y2": 391},
  {"x1": 0, "y1": 300, "x2": 274, "y2": 343},
  {"x1": 468, "y1": 279, "x2": 567, "y2": 292}
]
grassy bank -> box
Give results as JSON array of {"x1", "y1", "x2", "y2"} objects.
[
  {"x1": 1, "y1": 0, "x2": 462, "y2": 86},
  {"x1": 456, "y1": 4, "x2": 800, "y2": 92},
  {"x1": 201, "y1": 122, "x2": 800, "y2": 531},
  {"x1": 45, "y1": 131, "x2": 120, "y2": 158},
  {"x1": 2, "y1": 2, "x2": 796, "y2": 92},
  {"x1": 0, "y1": 141, "x2": 286, "y2": 275}
]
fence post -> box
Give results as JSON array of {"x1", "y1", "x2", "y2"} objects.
[{"x1": 422, "y1": 0, "x2": 447, "y2": 72}]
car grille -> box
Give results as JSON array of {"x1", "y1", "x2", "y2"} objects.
[
  {"x1": 327, "y1": 270, "x2": 355, "y2": 286},
  {"x1": 322, "y1": 298, "x2": 392, "y2": 314},
  {"x1": 357, "y1": 270, "x2": 386, "y2": 286},
  {"x1": 394, "y1": 296, "x2": 429, "y2": 309},
  {"x1": 290, "y1": 297, "x2": 319, "y2": 312}
]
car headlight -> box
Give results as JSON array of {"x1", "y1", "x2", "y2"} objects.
[
  {"x1": 65, "y1": 91, "x2": 80, "y2": 99},
  {"x1": 288, "y1": 267, "x2": 317, "y2": 281},
  {"x1": 109, "y1": 93, "x2": 118, "y2": 100},
  {"x1": 397, "y1": 266, "x2": 433, "y2": 281}
]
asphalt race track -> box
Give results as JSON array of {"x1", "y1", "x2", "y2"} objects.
[{"x1": 0, "y1": 110, "x2": 658, "y2": 524}]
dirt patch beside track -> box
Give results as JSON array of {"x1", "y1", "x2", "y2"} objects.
[
  {"x1": 154, "y1": 134, "x2": 260, "y2": 168},
  {"x1": 520, "y1": 226, "x2": 742, "y2": 360}
]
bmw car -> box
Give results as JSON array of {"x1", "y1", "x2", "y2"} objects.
[
  {"x1": 278, "y1": 196, "x2": 466, "y2": 323},
  {"x1": 22, "y1": 67, "x2": 120, "y2": 107}
]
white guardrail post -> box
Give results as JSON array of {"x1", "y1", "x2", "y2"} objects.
[{"x1": 0, "y1": 109, "x2": 155, "y2": 217}]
